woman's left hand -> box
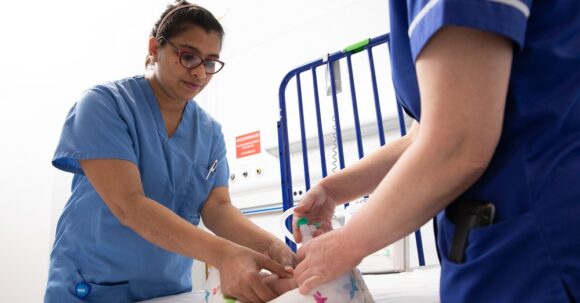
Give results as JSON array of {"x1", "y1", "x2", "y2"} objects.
[
  {"x1": 294, "y1": 227, "x2": 364, "y2": 294},
  {"x1": 263, "y1": 239, "x2": 297, "y2": 272}
]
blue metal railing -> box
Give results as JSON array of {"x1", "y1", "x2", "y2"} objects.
[{"x1": 277, "y1": 33, "x2": 426, "y2": 266}]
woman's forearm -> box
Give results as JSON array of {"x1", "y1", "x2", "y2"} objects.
[
  {"x1": 121, "y1": 195, "x2": 234, "y2": 266},
  {"x1": 343, "y1": 135, "x2": 491, "y2": 259},
  {"x1": 321, "y1": 122, "x2": 418, "y2": 204},
  {"x1": 204, "y1": 203, "x2": 277, "y2": 252},
  {"x1": 201, "y1": 188, "x2": 279, "y2": 253},
  {"x1": 343, "y1": 26, "x2": 512, "y2": 258}
]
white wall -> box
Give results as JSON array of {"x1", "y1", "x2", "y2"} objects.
[
  {"x1": 0, "y1": 1, "x2": 214, "y2": 301},
  {"x1": 211, "y1": 0, "x2": 391, "y2": 165},
  {"x1": 0, "y1": 1, "x2": 400, "y2": 302}
]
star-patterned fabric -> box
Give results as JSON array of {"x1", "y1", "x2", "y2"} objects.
[{"x1": 204, "y1": 267, "x2": 374, "y2": 303}]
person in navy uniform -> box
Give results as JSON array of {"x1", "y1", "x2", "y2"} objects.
[{"x1": 293, "y1": 1, "x2": 579, "y2": 302}]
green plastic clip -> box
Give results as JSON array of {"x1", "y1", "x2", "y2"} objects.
[
  {"x1": 297, "y1": 217, "x2": 309, "y2": 226},
  {"x1": 343, "y1": 38, "x2": 370, "y2": 54}
]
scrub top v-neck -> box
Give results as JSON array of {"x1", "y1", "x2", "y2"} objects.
[
  {"x1": 45, "y1": 75, "x2": 229, "y2": 302},
  {"x1": 146, "y1": 84, "x2": 192, "y2": 141},
  {"x1": 389, "y1": 1, "x2": 580, "y2": 302}
]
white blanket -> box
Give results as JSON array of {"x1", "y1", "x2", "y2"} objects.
[{"x1": 138, "y1": 265, "x2": 440, "y2": 303}]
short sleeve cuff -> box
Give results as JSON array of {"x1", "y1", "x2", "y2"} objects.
[
  {"x1": 209, "y1": 122, "x2": 230, "y2": 189},
  {"x1": 211, "y1": 158, "x2": 230, "y2": 189},
  {"x1": 409, "y1": 0, "x2": 531, "y2": 61},
  {"x1": 52, "y1": 151, "x2": 138, "y2": 175}
]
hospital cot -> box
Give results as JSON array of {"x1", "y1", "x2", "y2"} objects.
[
  {"x1": 275, "y1": 33, "x2": 440, "y2": 302},
  {"x1": 138, "y1": 34, "x2": 440, "y2": 303}
]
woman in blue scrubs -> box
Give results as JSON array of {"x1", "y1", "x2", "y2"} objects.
[
  {"x1": 45, "y1": 2, "x2": 294, "y2": 302},
  {"x1": 293, "y1": 1, "x2": 579, "y2": 302}
]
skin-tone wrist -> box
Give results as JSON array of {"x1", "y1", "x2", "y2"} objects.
[
  {"x1": 211, "y1": 240, "x2": 240, "y2": 270},
  {"x1": 338, "y1": 222, "x2": 371, "y2": 264},
  {"x1": 317, "y1": 179, "x2": 341, "y2": 205},
  {"x1": 255, "y1": 236, "x2": 277, "y2": 253}
]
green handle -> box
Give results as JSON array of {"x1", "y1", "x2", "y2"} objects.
[{"x1": 343, "y1": 38, "x2": 370, "y2": 54}]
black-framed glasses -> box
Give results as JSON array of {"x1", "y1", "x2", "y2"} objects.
[{"x1": 159, "y1": 36, "x2": 225, "y2": 74}]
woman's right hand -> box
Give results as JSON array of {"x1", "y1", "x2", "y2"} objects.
[
  {"x1": 217, "y1": 244, "x2": 291, "y2": 303},
  {"x1": 292, "y1": 183, "x2": 338, "y2": 243}
]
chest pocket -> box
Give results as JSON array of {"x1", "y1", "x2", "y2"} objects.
[{"x1": 178, "y1": 163, "x2": 216, "y2": 225}]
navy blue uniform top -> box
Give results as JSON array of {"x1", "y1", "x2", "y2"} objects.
[
  {"x1": 45, "y1": 75, "x2": 230, "y2": 302},
  {"x1": 389, "y1": 1, "x2": 579, "y2": 301}
]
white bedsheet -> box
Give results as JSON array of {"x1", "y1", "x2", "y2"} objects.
[
  {"x1": 364, "y1": 265, "x2": 440, "y2": 303},
  {"x1": 137, "y1": 291, "x2": 206, "y2": 302},
  {"x1": 138, "y1": 265, "x2": 440, "y2": 303}
]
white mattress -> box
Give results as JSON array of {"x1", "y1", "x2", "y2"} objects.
[
  {"x1": 138, "y1": 291, "x2": 206, "y2": 302},
  {"x1": 364, "y1": 265, "x2": 440, "y2": 303},
  {"x1": 138, "y1": 265, "x2": 440, "y2": 303}
]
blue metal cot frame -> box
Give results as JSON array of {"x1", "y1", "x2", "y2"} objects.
[{"x1": 276, "y1": 33, "x2": 427, "y2": 266}]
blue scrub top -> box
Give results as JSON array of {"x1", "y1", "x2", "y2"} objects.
[
  {"x1": 390, "y1": 1, "x2": 580, "y2": 302},
  {"x1": 45, "y1": 75, "x2": 230, "y2": 302}
]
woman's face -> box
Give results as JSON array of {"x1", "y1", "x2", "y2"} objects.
[{"x1": 151, "y1": 24, "x2": 222, "y2": 103}]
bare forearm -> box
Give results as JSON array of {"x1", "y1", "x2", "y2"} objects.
[
  {"x1": 203, "y1": 203, "x2": 277, "y2": 253},
  {"x1": 344, "y1": 138, "x2": 489, "y2": 258},
  {"x1": 121, "y1": 196, "x2": 232, "y2": 266},
  {"x1": 344, "y1": 27, "x2": 512, "y2": 257},
  {"x1": 322, "y1": 124, "x2": 417, "y2": 204}
]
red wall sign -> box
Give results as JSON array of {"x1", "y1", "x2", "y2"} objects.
[{"x1": 236, "y1": 131, "x2": 261, "y2": 158}]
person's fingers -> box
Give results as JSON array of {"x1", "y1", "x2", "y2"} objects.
[
  {"x1": 242, "y1": 289, "x2": 261, "y2": 303},
  {"x1": 279, "y1": 250, "x2": 297, "y2": 268},
  {"x1": 293, "y1": 248, "x2": 312, "y2": 280},
  {"x1": 293, "y1": 197, "x2": 315, "y2": 244},
  {"x1": 251, "y1": 276, "x2": 278, "y2": 303},
  {"x1": 234, "y1": 284, "x2": 262, "y2": 303},
  {"x1": 292, "y1": 217, "x2": 303, "y2": 243},
  {"x1": 261, "y1": 273, "x2": 279, "y2": 285},
  {"x1": 294, "y1": 264, "x2": 315, "y2": 286},
  {"x1": 299, "y1": 274, "x2": 325, "y2": 295},
  {"x1": 293, "y1": 193, "x2": 314, "y2": 213},
  {"x1": 295, "y1": 246, "x2": 306, "y2": 265},
  {"x1": 313, "y1": 228, "x2": 328, "y2": 237},
  {"x1": 321, "y1": 220, "x2": 333, "y2": 231},
  {"x1": 284, "y1": 265, "x2": 294, "y2": 274},
  {"x1": 257, "y1": 254, "x2": 292, "y2": 278}
]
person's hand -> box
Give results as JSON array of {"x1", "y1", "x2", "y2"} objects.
[
  {"x1": 260, "y1": 273, "x2": 298, "y2": 297},
  {"x1": 294, "y1": 227, "x2": 364, "y2": 294},
  {"x1": 292, "y1": 183, "x2": 338, "y2": 243},
  {"x1": 262, "y1": 238, "x2": 296, "y2": 272},
  {"x1": 217, "y1": 244, "x2": 292, "y2": 303}
]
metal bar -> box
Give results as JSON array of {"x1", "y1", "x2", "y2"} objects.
[
  {"x1": 277, "y1": 119, "x2": 295, "y2": 251},
  {"x1": 396, "y1": 100, "x2": 407, "y2": 135},
  {"x1": 278, "y1": 70, "x2": 297, "y2": 251},
  {"x1": 328, "y1": 59, "x2": 346, "y2": 170},
  {"x1": 367, "y1": 47, "x2": 386, "y2": 146},
  {"x1": 346, "y1": 53, "x2": 364, "y2": 159},
  {"x1": 242, "y1": 206, "x2": 283, "y2": 216},
  {"x1": 312, "y1": 67, "x2": 328, "y2": 178},
  {"x1": 296, "y1": 74, "x2": 311, "y2": 191},
  {"x1": 275, "y1": 34, "x2": 430, "y2": 262},
  {"x1": 415, "y1": 229, "x2": 426, "y2": 266}
]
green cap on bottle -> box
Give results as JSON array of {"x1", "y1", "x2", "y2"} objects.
[{"x1": 297, "y1": 217, "x2": 309, "y2": 226}]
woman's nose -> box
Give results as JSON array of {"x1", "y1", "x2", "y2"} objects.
[{"x1": 190, "y1": 64, "x2": 207, "y2": 79}]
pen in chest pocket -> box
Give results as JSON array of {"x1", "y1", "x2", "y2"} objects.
[{"x1": 205, "y1": 159, "x2": 218, "y2": 180}]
